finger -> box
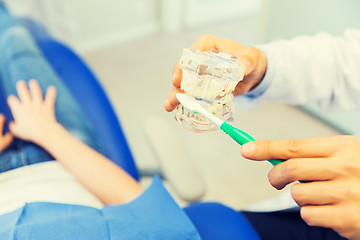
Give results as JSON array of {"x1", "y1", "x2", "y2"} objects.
[
  {"x1": 267, "y1": 158, "x2": 339, "y2": 189},
  {"x1": 44, "y1": 86, "x2": 57, "y2": 108},
  {"x1": 301, "y1": 205, "x2": 342, "y2": 230},
  {"x1": 238, "y1": 58, "x2": 252, "y2": 76},
  {"x1": 170, "y1": 87, "x2": 183, "y2": 106},
  {"x1": 0, "y1": 132, "x2": 13, "y2": 151},
  {"x1": 291, "y1": 181, "x2": 342, "y2": 206},
  {"x1": 16, "y1": 80, "x2": 31, "y2": 103},
  {"x1": 190, "y1": 35, "x2": 250, "y2": 76},
  {"x1": 7, "y1": 95, "x2": 21, "y2": 117},
  {"x1": 8, "y1": 122, "x2": 20, "y2": 137},
  {"x1": 191, "y1": 34, "x2": 247, "y2": 55},
  {"x1": 190, "y1": 34, "x2": 217, "y2": 51},
  {"x1": 214, "y1": 38, "x2": 247, "y2": 56},
  {"x1": 0, "y1": 114, "x2": 5, "y2": 131},
  {"x1": 166, "y1": 87, "x2": 175, "y2": 103},
  {"x1": 164, "y1": 87, "x2": 183, "y2": 112},
  {"x1": 232, "y1": 80, "x2": 255, "y2": 95},
  {"x1": 164, "y1": 88, "x2": 175, "y2": 112},
  {"x1": 236, "y1": 47, "x2": 261, "y2": 76},
  {"x1": 28, "y1": 79, "x2": 43, "y2": 103},
  {"x1": 172, "y1": 61, "x2": 182, "y2": 88},
  {"x1": 241, "y1": 138, "x2": 340, "y2": 161}
]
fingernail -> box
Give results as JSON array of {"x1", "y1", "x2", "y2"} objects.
[{"x1": 241, "y1": 142, "x2": 255, "y2": 156}]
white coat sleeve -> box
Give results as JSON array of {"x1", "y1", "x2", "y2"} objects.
[{"x1": 235, "y1": 29, "x2": 360, "y2": 111}]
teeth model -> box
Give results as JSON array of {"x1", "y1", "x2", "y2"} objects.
[
  {"x1": 175, "y1": 48, "x2": 244, "y2": 132},
  {"x1": 179, "y1": 48, "x2": 244, "y2": 100}
]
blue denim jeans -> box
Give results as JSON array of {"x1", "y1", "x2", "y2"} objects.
[{"x1": 0, "y1": 8, "x2": 102, "y2": 172}]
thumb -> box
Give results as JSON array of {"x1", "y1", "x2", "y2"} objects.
[
  {"x1": 0, "y1": 125, "x2": 13, "y2": 151},
  {"x1": 241, "y1": 138, "x2": 336, "y2": 161},
  {"x1": 239, "y1": 58, "x2": 252, "y2": 76},
  {"x1": 241, "y1": 140, "x2": 280, "y2": 160},
  {"x1": 241, "y1": 141, "x2": 258, "y2": 160}
]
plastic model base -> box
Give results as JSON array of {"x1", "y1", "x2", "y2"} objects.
[{"x1": 175, "y1": 96, "x2": 234, "y2": 132}]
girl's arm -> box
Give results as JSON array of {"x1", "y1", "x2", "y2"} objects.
[{"x1": 7, "y1": 79, "x2": 143, "y2": 205}]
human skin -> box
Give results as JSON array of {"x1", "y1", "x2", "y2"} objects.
[
  {"x1": 0, "y1": 114, "x2": 13, "y2": 152},
  {"x1": 163, "y1": 34, "x2": 267, "y2": 112},
  {"x1": 166, "y1": 34, "x2": 360, "y2": 240},
  {"x1": 241, "y1": 138, "x2": 360, "y2": 240},
  {"x1": 7, "y1": 79, "x2": 143, "y2": 205}
]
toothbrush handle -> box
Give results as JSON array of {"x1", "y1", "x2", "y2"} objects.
[{"x1": 220, "y1": 122, "x2": 284, "y2": 166}]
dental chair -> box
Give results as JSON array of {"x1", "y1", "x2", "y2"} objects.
[{"x1": 21, "y1": 19, "x2": 261, "y2": 240}]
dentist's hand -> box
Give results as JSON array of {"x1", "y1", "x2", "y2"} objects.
[
  {"x1": 0, "y1": 114, "x2": 13, "y2": 152},
  {"x1": 7, "y1": 80, "x2": 58, "y2": 144},
  {"x1": 241, "y1": 136, "x2": 360, "y2": 240},
  {"x1": 164, "y1": 34, "x2": 268, "y2": 112}
]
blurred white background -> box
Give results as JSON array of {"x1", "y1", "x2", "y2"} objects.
[
  {"x1": 6, "y1": 0, "x2": 262, "y2": 53},
  {"x1": 5, "y1": 0, "x2": 360, "y2": 208}
]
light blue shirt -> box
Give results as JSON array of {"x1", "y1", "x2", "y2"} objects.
[{"x1": 0, "y1": 176, "x2": 201, "y2": 240}]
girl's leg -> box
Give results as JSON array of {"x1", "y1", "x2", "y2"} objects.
[
  {"x1": 0, "y1": 5, "x2": 13, "y2": 131},
  {"x1": 0, "y1": 9, "x2": 102, "y2": 172}
]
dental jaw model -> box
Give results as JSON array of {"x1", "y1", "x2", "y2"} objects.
[{"x1": 175, "y1": 48, "x2": 245, "y2": 132}]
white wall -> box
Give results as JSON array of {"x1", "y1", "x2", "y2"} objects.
[
  {"x1": 6, "y1": 0, "x2": 159, "y2": 54},
  {"x1": 259, "y1": 0, "x2": 360, "y2": 41},
  {"x1": 161, "y1": 0, "x2": 262, "y2": 34},
  {"x1": 184, "y1": 0, "x2": 261, "y2": 29},
  {"x1": 6, "y1": 0, "x2": 262, "y2": 53},
  {"x1": 67, "y1": 0, "x2": 159, "y2": 53}
]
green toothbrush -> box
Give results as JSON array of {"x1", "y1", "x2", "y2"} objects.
[{"x1": 176, "y1": 93, "x2": 284, "y2": 166}]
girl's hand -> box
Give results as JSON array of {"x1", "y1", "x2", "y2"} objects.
[
  {"x1": 7, "y1": 79, "x2": 58, "y2": 144},
  {"x1": 6, "y1": 80, "x2": 143, "y2": 204},
  {"x1": 0, "y1": 114, "x2": 13, "y2": 152}
]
